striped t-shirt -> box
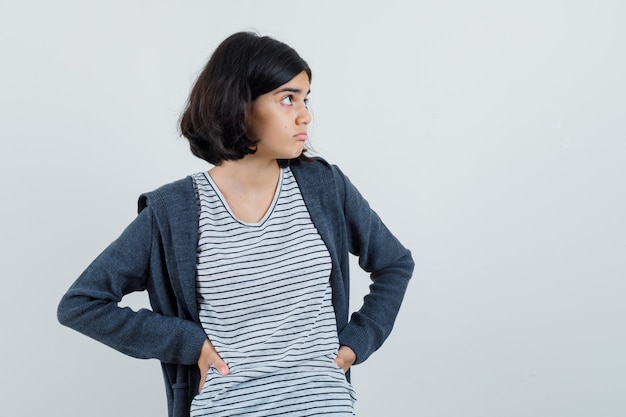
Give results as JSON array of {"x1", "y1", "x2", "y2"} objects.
[{"x1": 190, "y1": 166, "x2": 356, "y2": 417}]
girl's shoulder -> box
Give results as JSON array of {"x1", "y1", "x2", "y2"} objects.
[
  {"x1": 290, "y1": 155, "x2": 346, "y2": 180},
  {"x1": 138, "y1": 176, "x2": 196, "y2": 214}
]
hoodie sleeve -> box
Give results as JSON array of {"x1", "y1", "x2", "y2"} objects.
[
  {"x1": 57, "y1": 204, "x2": 207, "y2": 366},
  {"x1": 333, "y1": 165, "x2": 415, "y2": 364}
]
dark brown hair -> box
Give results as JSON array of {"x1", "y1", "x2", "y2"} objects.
[{"x1": 179, "y1": 32, "x2": 312, "y2": 165}]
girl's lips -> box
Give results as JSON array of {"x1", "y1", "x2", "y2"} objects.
[{"x1": 294, "y1": 133, "x2": 308, "y2": 140}]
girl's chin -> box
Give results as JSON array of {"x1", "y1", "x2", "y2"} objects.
[
  {"x1": 255, "y1": 144, "x2": 305, "y2": 160},
  {"x1": 275, "y1": 149, "x2": 305, "y2": 160}
]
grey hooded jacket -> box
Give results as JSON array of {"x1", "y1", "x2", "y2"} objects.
[{"x1": 58, "y1": 157, "x2": 414, "y2": 417}]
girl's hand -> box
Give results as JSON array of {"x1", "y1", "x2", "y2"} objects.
[
  {"x1": 197, "y1": 339, "x2": 229, "y2": 393},
  {"x1": 333, "y1": 345, "x2": 356, "y2": 373}
]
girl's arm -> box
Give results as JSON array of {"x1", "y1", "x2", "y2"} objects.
[
  {"x1": 57, "y1": 205, "x2": 207, "y2": 366},
  {"x1": 335, "y1": 166, "x2": 415, "y2": 364}
]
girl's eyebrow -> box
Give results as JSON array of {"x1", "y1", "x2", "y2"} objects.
[{"x1": 274, "y1": 87, "x2": 311, "y2": 95}]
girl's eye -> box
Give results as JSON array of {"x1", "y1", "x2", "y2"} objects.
[{"x1": 281, "y1": 95, "x2": 293, "y2": 105}]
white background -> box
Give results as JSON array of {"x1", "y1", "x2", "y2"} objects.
[{"x1": 1, "y1": 1, "x2": 625, "y2": 416}]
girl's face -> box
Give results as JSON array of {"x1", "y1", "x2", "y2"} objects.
[{"x1": 245, "y1": 71, "x2": 311, "y2": 161}]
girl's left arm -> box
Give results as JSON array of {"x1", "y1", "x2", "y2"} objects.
[{"x1": 334, "y1": 166, "x2": 415, "y2": 364}]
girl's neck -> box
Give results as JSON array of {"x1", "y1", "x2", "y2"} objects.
[
  {"x1": 209, "y1": 157, "x2": 280, "y2": 193},
  {"x1": 208, "y1": 157, "x2": 281, "y2": 224}
]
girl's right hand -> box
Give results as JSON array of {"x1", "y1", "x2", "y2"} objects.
[{"x1": 197, "y1": 339, "x2": 230, "y2": 393}]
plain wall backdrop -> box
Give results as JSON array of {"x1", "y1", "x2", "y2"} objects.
[{"x1": 1, "y1": 1, "x2": 625, "y2": 416}]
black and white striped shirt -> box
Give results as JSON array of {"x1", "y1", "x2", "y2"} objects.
[{"x1": 190, "y1": 166, "x2": 356, "y2": 416}]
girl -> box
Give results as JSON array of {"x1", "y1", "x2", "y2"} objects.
[{"x1": 58, "y1": 31, "x2": 414, "y2": 417}]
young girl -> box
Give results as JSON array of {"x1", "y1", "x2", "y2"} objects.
[{"x1": 58, "y1": 31, "x2": 414, "y2": 417}]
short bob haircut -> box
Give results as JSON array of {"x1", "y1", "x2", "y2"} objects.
[{"x1": 180, "y1": 32, "x2": 312, "y2": 165}]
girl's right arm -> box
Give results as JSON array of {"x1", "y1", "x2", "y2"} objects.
[{"x1": 57, "y1": 205, "x2": 207, "y2": 366}]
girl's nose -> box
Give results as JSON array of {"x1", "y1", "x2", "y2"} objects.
[{"x1": 297, "y1": 106, "x2": 312, "y2": 125}]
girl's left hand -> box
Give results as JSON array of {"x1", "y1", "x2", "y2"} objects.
[{"x1": 333, "y1": 345, "x2": 356, "y2": 373}]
